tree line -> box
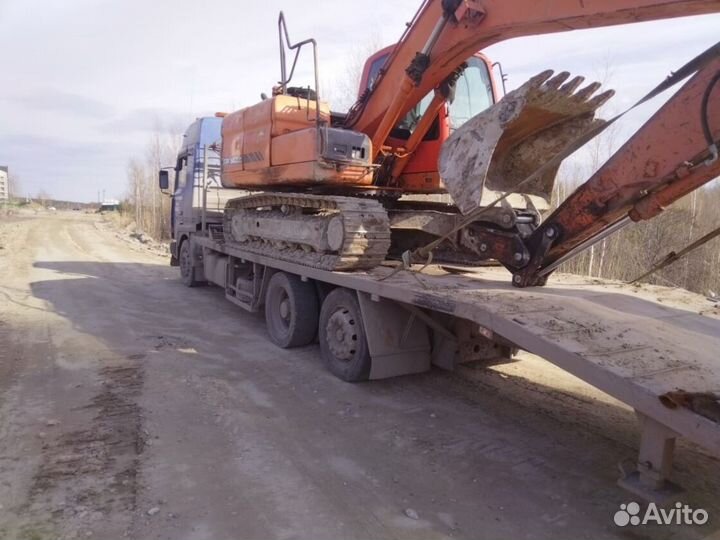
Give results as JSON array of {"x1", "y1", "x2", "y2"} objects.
[
  {"x1": 552, "y1": 169, "x2": 720, "y2": 295},
  {"x1": 123, "y1": 130, "x2": 180, "y2": 240}
]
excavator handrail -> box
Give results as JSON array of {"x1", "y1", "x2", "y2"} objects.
[{"x1": 277, "y1": 11, "x2": 322, "y2": 129}]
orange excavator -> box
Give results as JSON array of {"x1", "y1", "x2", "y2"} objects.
[{"x1": 217, "y1": 0, "x2": 720, "y2": 286}]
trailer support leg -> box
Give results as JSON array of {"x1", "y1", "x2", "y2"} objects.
[{"x1": 617, "y1": 412, "x2": 682, "y2": 503}]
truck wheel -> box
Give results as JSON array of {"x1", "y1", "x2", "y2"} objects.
[
  {"x1": 179, "y1": 239, "x2": 201, "y2": 288},
  {"x1": 319, "y1": 288, "x2": 371, "y2": 382},
  {"x1": 264, "y1": 272, "x2": 319, "y2": 348}
]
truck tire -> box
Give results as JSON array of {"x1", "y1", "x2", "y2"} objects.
[
  {"x1": 179, "y1": 239, "x2": 202, "y2": 288},
  {"x1": 318, "y1": 288, "x2": 371, "y2": 382},
  {"x1": 264, "y1": 272, "x2": 319, "y2": 348}
]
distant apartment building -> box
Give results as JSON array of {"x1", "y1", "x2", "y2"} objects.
[{"x1": 0, "y1": 166, "x2": 8, "y2": 201}]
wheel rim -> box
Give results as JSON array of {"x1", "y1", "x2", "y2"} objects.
[
  {"x1": 277, "y1": 292, "x2": 291, "y2": 330},
  {"x1": 325, "y1": 307, "x2": 357, "y2": 361}
]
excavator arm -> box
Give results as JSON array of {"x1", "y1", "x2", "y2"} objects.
[
  {"x1": 344, "y1": 0, "x2": 720, "y2": 158},
  {"x1": 514, "y1": 47, "x2": 720, "y2": 286},
  {"x1": 428, "y1": 43, "x2": 720, "y2": 286}
]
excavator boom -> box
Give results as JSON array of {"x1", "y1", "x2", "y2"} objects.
[{"x1": 345, "y1": 0, "x2": 720, "y2": 158}]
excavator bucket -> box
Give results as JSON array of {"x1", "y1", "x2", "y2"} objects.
[{"x1": 439, "y1": 70, "x2": 614, "y2": 215}]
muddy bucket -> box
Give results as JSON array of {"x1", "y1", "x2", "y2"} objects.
[{"x1": 439, "y1": 70, "x2": 613, "y2": 214}]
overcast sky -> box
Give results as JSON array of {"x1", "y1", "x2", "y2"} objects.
[{"x1": 0, "y1": 1, "x2": 718, "y2": 202}]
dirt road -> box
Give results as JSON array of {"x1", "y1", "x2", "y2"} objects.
[{"x1": 0, "y1": 213, "x2": 718, "y2": 540}]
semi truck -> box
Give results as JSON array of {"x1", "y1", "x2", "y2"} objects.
[
  {"x1": 158, "y1": 1, "x2": 720, "y2": 502},
  {"x1": 159, "y1": 110, "x2": 720, "y2": 503}
]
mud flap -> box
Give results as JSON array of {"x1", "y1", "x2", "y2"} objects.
[
  {"x1": 439, "y1": 70, "x2": 614, "y2": 214},
  {"x1": 356, "y1": 292, "x2": 431, "y2": 379},
  {"x1": 170, "y1": 241, "x2": 179, "y2": 266}
]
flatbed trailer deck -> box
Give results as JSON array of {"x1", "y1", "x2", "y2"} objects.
[{"x1": 190, "y1": 233, "x2": 720, "y2": 502}]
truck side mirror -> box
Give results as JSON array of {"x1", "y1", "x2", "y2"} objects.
[{"x1": 158, "y1": 170, "x2": 170, "y2": 191}]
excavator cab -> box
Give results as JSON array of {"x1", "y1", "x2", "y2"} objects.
[{"x1": 359, "y1": 47, "x2": 498, "y2": 193}]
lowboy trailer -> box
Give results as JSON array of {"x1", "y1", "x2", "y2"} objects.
[
  {"x1": 191, "y1": 229, "x2": 720, "y2": 503},
  {"x1": 162, "y1": 118, "x2": 720, "y2": 504}
]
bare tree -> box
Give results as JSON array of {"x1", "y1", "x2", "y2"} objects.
[
  {"x1": 124, "y1": 124, "x2": 182, "y2": 240},
  {"x1": 323, "y1": 33, "x2": 384, "y2": 112},
  {"x1": 127, "y1": 159, "x2": 145, "y2": 228},
  {"x1": 35, "y1": 189, "x2": 52, "y2": 208},
  {"x1": 7, "y1": 172, "x2": 21, "y2": 199}
]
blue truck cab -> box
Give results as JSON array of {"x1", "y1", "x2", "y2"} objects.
[{"x1": 161, "y1": 116, "x2": 226, "y2": 265}]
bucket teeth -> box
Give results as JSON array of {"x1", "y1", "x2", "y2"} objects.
[
  {"x1": 440, "y1": 70, "x2": 614, "y2": 215},
  {"x1": 544, "y1": 71, "x2": 570, "y2": 91},
  {"x1": 559, "y1": 76, "x2": 585, "y2": 94},
  {"x1": 574, "y1": 81, "x2": 603, "y2": 101},
  {"x1": 587, "y1": 89, "x2": 615, "y2": 109}
]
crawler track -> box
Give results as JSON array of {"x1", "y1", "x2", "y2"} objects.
[{"x1": 223, "y1": 193, "x2": 391, "y2": 271}]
